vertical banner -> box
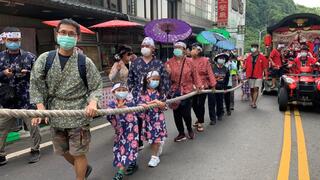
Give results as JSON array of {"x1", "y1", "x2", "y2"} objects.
[{"x1": 217, "y1": 0, "x2": 229, "y2": 27}]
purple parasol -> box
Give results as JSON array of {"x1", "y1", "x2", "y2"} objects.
[{"x1": 144, "y1": 18, "x2": 192, "y2": 43}]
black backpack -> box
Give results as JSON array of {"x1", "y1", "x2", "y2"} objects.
[{"x1": 44, "y1": 50, "x2": 88, "y2": 88}]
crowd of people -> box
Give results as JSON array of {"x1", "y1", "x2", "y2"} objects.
[{"x1": 0, "y1": 18, "x2": 296, "y2": 180}]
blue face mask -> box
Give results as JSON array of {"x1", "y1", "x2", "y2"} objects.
[
  {"x1": 148, "y1": 80, "x2": 160, "y2": 89},
  {"x1": 57, "y1": 35, "x2": 77, "y2": 50},
  {"x1": 5, "y1": 41, "x2": 21, "y2": 51},
  {"x1": 115, "y1": 91, "x2": 128, "y2": 100},
  {"x1": 173, "y1": 49, "x2": 183, "y2": 57}
]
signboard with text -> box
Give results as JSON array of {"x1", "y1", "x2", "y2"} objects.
[{"x1": 217, "y1": 0, "x2": 229, "y2": 27}]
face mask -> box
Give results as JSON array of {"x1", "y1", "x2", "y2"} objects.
[
  {"x1": 300, "y1": 52, "x2": 308, "y2": 57},
  {"x1": 5, "y1": 41, "x2": 21, "y2": 51},
  {"x1": 115, "y1": 91, "x2": 128, "y2": 100},
  {"x1": 148, "y1": 80, "x2": 160, "y2": 89},
  {"x1": 57, "y1": 35, "x2": 77, "y2": 50},
  {"x1": 250, "y1": 48, "x2": 257, "y2": 53},
  {"x1": 173, "y1": 49, "x2": 183, "y2": 57},
  {"x1": 141, "y1": 47, "x2": 152, "y2": 56},
  {"x1": 217, "y1": 59, "x2": 225, "y2": 64}
]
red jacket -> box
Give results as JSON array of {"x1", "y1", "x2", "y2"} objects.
[
  {"x1": 191, "y1": 57, "x2": 216, "y2": 88},
  {"x1": 245, "y1": 54, "x2": 268, "y2": 79},
  {"x1": 293, "y1": 56, "x2": 317, "y2": 73},
  {"x1": 269, "y1": 49, "x2": 282, "y2": 68}
]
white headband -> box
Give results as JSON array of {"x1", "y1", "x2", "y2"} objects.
[
  {"x1": 194, "y1": 45, "x2": 203, "y2": 52},
  {"x1": 111, "y1": 83, "x2": 128, "y2": 92},
  {"x1": 147, "y1": 70, "x2": 160, "y2": 79},
  {"x1": 142, "y1": 37, "x2": 155, "y2": 47},
  {"x1": 174, "y1": 42, "x2": 187, "y2": 49},
  {"x1": 3, "y1": 32, "x2": 21, "y2": 39}
]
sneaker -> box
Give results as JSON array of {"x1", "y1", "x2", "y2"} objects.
[
  {"x1": 28, "y1": 150, "x2": 40, "y2": 164},
  {"x1": 113, "y1": 171, "x2": 124, "y2": 180},
  {"x1": 125, "y1": 163, "x2": 138, "y2": 176},
  {"x1": 188, "y1": 131, "x2": 195, "y2": 140},
  {"x1": 174, "y1": 134, "x2": 187, "y2": 142},
  {"x1": 210, "y1": 120, "x2": 216, "y2": 125},
  {"x1": 85, "y1": 165, "x2": 93, "y2": 179},
  {"x1": 227, "y1": 111, "x2": 231, "y2": 116},
  {"x1": 0, "y1": 156, "x2": 7, "y2": 166},
  {"x1": 148, "y1": 156, "x2": 160, "y2": 167},
  {"x1": 157, "y1": 142, "x2": 164, "y2": 157}
]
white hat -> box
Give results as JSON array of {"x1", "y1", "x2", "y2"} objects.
[
  {"x1": 3, "y1": 32, "x2": 21, "y2": 39},
  {"x1": 141, "y1": 37, "x2": 155, "y2": 47},
  {"x1": 146, "y1": 70, "x2": 160, "y2": 79},
  {"x1": 174, "y1": 41, "x2": 187, "y2": 49},
  {"x1": 111, "y1": 82, "x2": 128, "y2": 92}
]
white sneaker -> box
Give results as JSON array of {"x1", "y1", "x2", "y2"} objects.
[
  {"x1": 157, "y1": 142, "x2": 164, "y2": 157},
  {"x1": 148, "y1": 156, "x2": 160, "y2": 167}
]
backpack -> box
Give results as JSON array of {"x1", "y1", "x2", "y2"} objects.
[{"x1": 44, "y1": 50, "x2": 88, "y2": 88}]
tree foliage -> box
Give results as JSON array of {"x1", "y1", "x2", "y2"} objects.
[{"x1": 245, "y1": 0, "x2": 320, "y2": 52}]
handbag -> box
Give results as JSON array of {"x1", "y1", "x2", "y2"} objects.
[{"x1": 168, "y1": 58, "x2": 186, "y2": 110}]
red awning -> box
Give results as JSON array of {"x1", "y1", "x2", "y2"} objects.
[
  {"x1": 42, "y1": 20, "x2": 95, "y2": 34},
  {"x1": 89, "y1": 20, "x2": 142, "y2": 28}
]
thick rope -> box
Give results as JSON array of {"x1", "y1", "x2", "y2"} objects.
[{"x1": 0, "y1": 82, "x2": 245, "y2": 119}]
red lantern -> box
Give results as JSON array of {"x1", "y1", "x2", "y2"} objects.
[{"x1": 264, "y1": 34, "x2": 272, "y2": 47}]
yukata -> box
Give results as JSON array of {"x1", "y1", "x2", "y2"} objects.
[
  {"x1": 127, "y1": 57, "x2": 170, "y2": 145},
  {"x1": 138, "y1": 90, "x2": 167, "y2": 144},
  {"x1": 127, "y1": 57, "x2": 170, "y2": 99},
  {"x1": 30, "y1": 49, "x2": 102, "y2": 156},
  {"x1": 106, "y1": 99, "x2": 139, "y2": 168},
  {"x1": 0, "y1": 49, "x2": 41, "y2": 156}
]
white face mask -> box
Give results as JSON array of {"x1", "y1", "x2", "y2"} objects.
[
  {"x1": 141, "y1": 47, "x2": 152, "y2": 57},
  {"x1": 217, "y1": 59, "x2": 225, "y2": 64},
  {"x1": 300, "y1": 52, "x2": 308, "y2": 57}
]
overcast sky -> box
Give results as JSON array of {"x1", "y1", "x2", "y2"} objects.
[{"x1": 294, "y1": 0, "x2": 320, "y2": 8}]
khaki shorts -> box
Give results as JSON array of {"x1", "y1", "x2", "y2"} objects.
[
  {"x1": 249, "y1": 79, "x2": 263, "y2": 89},
  {"x1": 51, "y1": 125, "x2": 91, "y2": 156}
]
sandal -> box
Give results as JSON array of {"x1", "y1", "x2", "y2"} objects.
[
  {"x1": 252, "y1": 104, "x2": 257, "y2": 109},
  {"x1": 125, "y1": 163, "x2": 138, "y2": 176},
  {"x1": 193, "y1": 121, "x2": 199, "y2": 127},
  {"x1": 197, "y1": 124, "x2": 204, "y2": 132}
]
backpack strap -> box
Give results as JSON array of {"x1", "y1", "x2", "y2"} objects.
[
  {"x1": 77, "y1": 53, "x2": 88, "y2": 89},
  {"x1": 44, "y1": 50, "x2": 57, "y2": 79},
  {"x1": 45, "y1": 50, "x2": 88, "y2": 89}
]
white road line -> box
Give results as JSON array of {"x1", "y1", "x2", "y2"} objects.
[{"x1": 7, "y1": 122, "x2": 111, "y2": 160}]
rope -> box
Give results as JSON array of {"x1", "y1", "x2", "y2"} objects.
[{"x1": 0, "y1": 82, "x2": 246, "y2": 119}]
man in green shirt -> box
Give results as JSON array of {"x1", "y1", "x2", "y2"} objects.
[{"x1": 30, "y1": 19, "x2": 102, "y2": 180}]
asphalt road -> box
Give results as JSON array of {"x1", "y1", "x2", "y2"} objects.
[{"x1": 0, "y1": 91, "x2": 319, "y2": 180}]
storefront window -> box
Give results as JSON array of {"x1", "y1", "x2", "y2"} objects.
[{"x1": 184, "y1": 0, "x2": 214, "y2": 21}]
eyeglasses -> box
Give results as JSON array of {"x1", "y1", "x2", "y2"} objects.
[{"x1": 57, "y1": 30, "x2": 78, "y2": 37}]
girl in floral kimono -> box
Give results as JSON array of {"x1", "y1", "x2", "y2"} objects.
[
  {"x1": 106, "y1": 83, "x2": 139, "y2": 180},
  {"x1": 138, "y1": 70, "x2": 167, "y2": 168}
]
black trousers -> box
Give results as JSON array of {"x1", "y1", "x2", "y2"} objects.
[
  {"x1": 192, "y1": 94, "x2": 207, "y2": 123},
  {"x1": 208, "y1": 93, "x2": 224, "y2": 121},
  {"x1": 173, "y1": 99, "x2": 193, "y2": 135},
  {"x1": 224, "y1": 86, "x2": 231, "y2": 112}
]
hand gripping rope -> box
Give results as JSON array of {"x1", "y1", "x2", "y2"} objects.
[{"x1": 0, "y1": 82, "x2": 245, "y2": 119}]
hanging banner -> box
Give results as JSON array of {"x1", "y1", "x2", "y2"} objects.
[{"x1": 217, "y1": 0, "x2": 229, "y2": 27}]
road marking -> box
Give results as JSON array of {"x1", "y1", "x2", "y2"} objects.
[
  {"x1": 294, "y1": 108, "x2": 310, "y2": 180},
  {"x1": 277, "y1": 110, "x2": 292, "y2": 180},
  {"x1": 7, "y1": 122, "x2": 110, "y2": 160}
]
